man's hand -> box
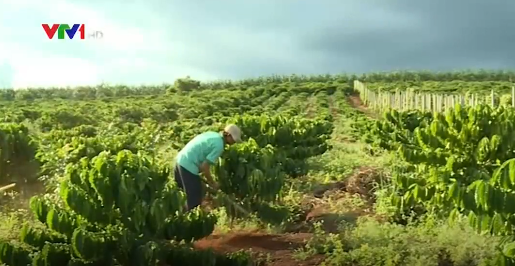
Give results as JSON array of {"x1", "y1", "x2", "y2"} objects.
[
  {"x1": 208, "y1": 182, "x2": 219, "y2": 190},
  {"x1": 200, "y1": 161, "x2": 218, "y2": 190}
]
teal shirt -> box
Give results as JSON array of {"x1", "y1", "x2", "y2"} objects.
[{"x1": 175, "y1": 131, "x2": 225, "y2": 175}]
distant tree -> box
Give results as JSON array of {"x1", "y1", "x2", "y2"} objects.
[{"x1": 173, "y1": 76, "x2": 200, "y2": 92}]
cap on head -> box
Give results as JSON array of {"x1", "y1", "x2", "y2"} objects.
[{"x1": 224, "y1": 124, "x2": 242, "y2": 143}]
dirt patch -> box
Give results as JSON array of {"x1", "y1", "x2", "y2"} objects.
[
  {"x1": 347, "y1": 95, "x2": 378, "y2": 119},
  {"x1": 1, "y1": 180, "x2": 45, "y2": 211},
  {"x1": 305, "y1": 204, "x2": 368, "y2": 232},
  {"x1": 328, "y1": 95, "x2": 339, "y2": 118},
  {"x1": 195, "y1": 232, "x2": 324, "y2": 266},
  {"x1": 302, "y1": 167, "x2": 388, "y2": 232},
  {"x1": 305, "y1": 96, "x2": 317, "y2": 119},
  {"x1": 343, "y1": 166, "x2": 384, "y2": 201},
  {"x1": 313, "y1": 166, "x2": 384, "y2": 201}
]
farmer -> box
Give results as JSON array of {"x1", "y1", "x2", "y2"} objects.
[{"x1": 174, "y1": 124, "x2": 242, "y2": 211}]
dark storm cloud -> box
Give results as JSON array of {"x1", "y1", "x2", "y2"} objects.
[
  {"x1": 162, "y1": 0, "x2": 515, "y2": 77},
  {"x1": 5, "y1": 0, "x2": 514, "y2": 87},
  {"x1": 300, "y1": 0, "x2": 515, "y2": 73}
]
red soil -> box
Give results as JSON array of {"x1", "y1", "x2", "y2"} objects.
[
  {"x1": 194, "y1": 232, "x2": 324, "y2": 265},
  {"x1": 347, "y1": 95, "x2": 378, "y2": 118}
]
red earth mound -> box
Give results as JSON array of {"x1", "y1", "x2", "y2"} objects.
[
  {"x1": 195, "y1": 232, "x2": 324, "y2": 266},
  {"x1": 347, "y1": 95, "x2": 378, "y2": 119}
]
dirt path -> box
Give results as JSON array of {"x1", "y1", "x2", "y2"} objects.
[
  {"x1": 328, "y1": 95, "x2": 339, "y2": 118},
  {"x1": 195, "y1": 232, "x2": 324, "y2": 265},
  {"x1": 305, "y1": 95, "x2": 317, "y2": 119},
  {"x1": 347, "y1": 95, "x2": 378, "y2": 119}
]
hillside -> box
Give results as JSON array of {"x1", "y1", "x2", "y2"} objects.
[{"x1": 0, "y1": 72, "x2": 511, "y2": 266}]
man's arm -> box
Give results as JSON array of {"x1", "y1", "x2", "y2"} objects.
[
  {"x1": 199, "y1": 161, "x2": 217, "y2": 189},
  {"x1": 201, "y1": 142, "x2": 224, "y2": 189}
]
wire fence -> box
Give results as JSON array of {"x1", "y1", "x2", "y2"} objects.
[{"x1": 354, "y1": 80, "x2": 515, "y2": 112}]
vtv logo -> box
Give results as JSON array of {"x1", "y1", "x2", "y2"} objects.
[{"x1": 42, "y1": 24, "x2": 103, "y2": 40}]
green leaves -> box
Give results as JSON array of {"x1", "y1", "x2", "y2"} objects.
[
  {"x1": 0, "y1": 123, "x2": 38, "y2": 185},
  {"x1": 214, "y1": 138, "x2": 287, "y2": 220},
  {"x1": 226, "y1": 114, "x2": 333, "y2": 178},
  {"x1": 0, "y1": 242, "x2": 31, "y2": 266},
  {"x1": 1, "y1": 150, "x2": 224, "y2": 265},
  {"x1": 369, "y1": 104, "x2": 515, "y2": 263}
]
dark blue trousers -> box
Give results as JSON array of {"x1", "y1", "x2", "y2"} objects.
[{"x1": 174, "y1": 165, "x2": 202, "y2": 211}]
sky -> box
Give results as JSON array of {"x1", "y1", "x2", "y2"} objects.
[{"x1": 0, "y1": 0, "x2": 514, "y2": 88}]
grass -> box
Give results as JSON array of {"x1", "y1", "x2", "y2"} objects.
[{"x1": 295, "y1": 216, "x2": 500, "y2": 266}]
